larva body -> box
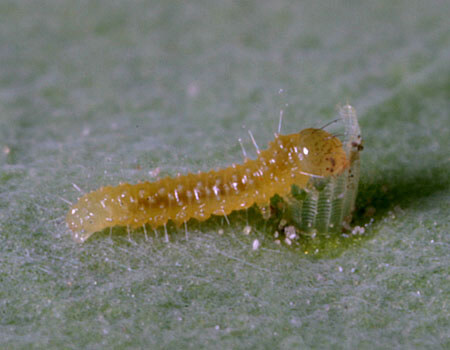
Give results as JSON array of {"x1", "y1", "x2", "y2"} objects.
[{"x1": 67, "y1": 128, "x2": 350, "y2": 243}]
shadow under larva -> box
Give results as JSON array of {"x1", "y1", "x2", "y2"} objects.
[{"x1": 66, "y1": 104, "x2": 362, "y2": 244}]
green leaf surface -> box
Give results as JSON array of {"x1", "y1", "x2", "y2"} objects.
[{"x1": 1, "y1": 0, "x2": 449, "y2": 348}]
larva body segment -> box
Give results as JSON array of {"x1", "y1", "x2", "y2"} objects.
[{"x1": 67, "y1": 127, "x2": 350, "y2": 243}]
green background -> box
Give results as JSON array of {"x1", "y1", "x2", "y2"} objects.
[{"x1": 1, "y1": 0, "x2": 449, "y2": 348}]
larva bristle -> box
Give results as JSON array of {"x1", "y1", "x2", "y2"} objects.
[{"x1": 67, "y1": 105, "x2": 361, "y2": 242}]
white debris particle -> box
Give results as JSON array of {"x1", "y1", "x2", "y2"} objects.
[
  {"x1": 218, "y1": 229, "x2": 224, "y2": 235},
  {"x1": 290, "y1": 317, "x2": 302, "y2": 327},
  {"x1": 187, "y1": 81, "x2": 199, "y2": 97},
  {"x1": 352, "y1": 225, "x2": 365, "y2": 235},
  {"x1": 252, "y1": 239, "x2": 260, "y2": 251},
  {"x1": 338, "y1": 266, "x2": 343, "y2": 272},
  {"x1": 215, "y1": 325, "x2": 220, "y2": 330},
  {"x1": 274, "y1": 239, "x2": 281, "y2": 245},
  {"x1": 284, "y1": 237, "x2": 292, "y2": 245},
  {"x1": 2, "y1": 145, "x2": 10, "y2": 155},
  {"x1": 148, "y1": 167, "x2": 161, "y2": 177},
  {"x1": 243, "y1": 225, "x2": 252, "y2": 235},
  {"x1": 285, "y1": 226, "x2": 297, "y2": 240},
  {"x1": 274, "y1": 231, "x2": 279, "y2": 238}
]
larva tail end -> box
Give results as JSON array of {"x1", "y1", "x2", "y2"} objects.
[
  {"x1": 66, "y1": 186, "x2": 122, "y2": 243},
  {"x1": 66, "y1": 194, "x2": 107, "y2": 243},
  {"x1": 66, "y1": 214, "x2": 97, "y2": 243},
  {"x1": 71, "y1": 228, "x2": 96, "y2": 243}
]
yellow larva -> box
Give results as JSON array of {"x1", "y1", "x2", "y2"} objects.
[{"x1": 67, "y1": 105, "x2": 361, "y2": 243}]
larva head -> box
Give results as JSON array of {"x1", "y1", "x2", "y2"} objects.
[{"x1": 296, "y1": 128, "x2": 349, "y2": 177}]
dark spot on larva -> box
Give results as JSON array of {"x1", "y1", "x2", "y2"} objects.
[
  {"x1": 329, "y1": 157, "x2": 336, "y2": 166},
  {"x1": 138, "y1": 195, "x2": 168, "y2": 211},
  {"x1": 351, "y1": 141, "x2": 364, "y2": 151}
]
